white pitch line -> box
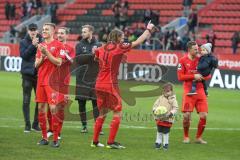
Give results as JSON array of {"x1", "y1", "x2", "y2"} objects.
[{"x1": 0, "y1": 124, "x2": 240, "y2": 131}]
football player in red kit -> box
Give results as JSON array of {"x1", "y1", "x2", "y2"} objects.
[
  {"x1": 177, "y1": 41, "x2": 211, "y2": 144},
  {"x1": 91, "y1": 21, "x2": 156, "y2": 149},
  {"x1": 47, "y1": 27, "x2": 75, "y2": 140},
  {"x1": 35, "y1": 23, "x2": 65, "y2": 147}
]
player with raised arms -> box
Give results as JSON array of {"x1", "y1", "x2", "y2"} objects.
[{"x1": 91, "y1": 21, "x2": 156, "y2": 149}]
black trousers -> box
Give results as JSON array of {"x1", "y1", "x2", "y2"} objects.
[
  {"x1": 22, "y1": 77, "x2": 38, "y2": 127},
  {"x1": 78, "y1": 99, "x2": 99, "y2": 127},
  {"x1": 157, "y1": 125, "x2": 170, "y2": 134}
]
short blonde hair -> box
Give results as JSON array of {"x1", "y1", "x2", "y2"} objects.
[
  {"x1": 82, "y1": 25, "x2": 94, "y2": 32},
  {"x1": 58, "y1": 27, "x2": 70, "y2": 34},
  {"x1": 44, "y1": 23, "x2": 56, "y2": 29}
]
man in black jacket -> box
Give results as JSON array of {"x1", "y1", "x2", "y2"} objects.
[
  {"x1": 75, "y1": 25, "x2": 101, "y2": 133},
  {"x1": 20, "y1": 23, "x2": 41, "y2": 132}
]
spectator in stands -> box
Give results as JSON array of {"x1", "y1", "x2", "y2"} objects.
[
  {"x1": 181, "y1": 32, "x2": 191, "y2": 51},
  {"x1": 163, "y1": 28, "x2": 171, "y2": 50},
  {"x1": 27, "y1": 0, "x2": 34, "y2": 18},
  {"x1": 9, "y1": 25, "x2": 18, "y2": 43},
  {"x1": 182, "y1": 0, "x2": 193, "y2": 17},
  {"x1": 112, "y1": 0, "x2": 121, "y2": 27},
  {"x1": 44, "y1": 1, "x2": 51, "y2": 15},
  {"x1": 18, "y1": 26, "x2": 28, "y2": 40},
  {"x1": 99, "y1": 26, "x2": 110, "y2": 43},
  {"x1": 151, "y1": 10, "x2": 160, "y2": 26},
  {"x1": 231, "y1": 31, "x2": 240, "y2": 54},
  {"x1": 206, "y1": 31, "x2": 216, "y2": 53},
  {"x1": 10, "y1": 3, "x2": 16, "y2": 20},
  {"x1": 35, "y1": 0, "x2": 42, "y2": 15},
  {"x1": 152, "y1": 26, "x2": 164, "y2": 50},
  {"x1": 187, "y1": 10, "x2": 198, "y2": 34},
  {"x1": 5, "y1": 1, "x2": 10, "y2": 20},
  {"x1": 119, "y1": 1, "x2": 128, "y2": 29},
  {"x1": 143, "y1": 9, "x2": 152, "y2": 25},
  {"x1": 50, "y1": 1, "x2": 58, "y2": 23},
  {"x1": 22, "y1": 0, "x2": 28, "y2": 20}
]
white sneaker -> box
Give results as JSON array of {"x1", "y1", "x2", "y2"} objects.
[
  {"x1": 91, "y1": 142, "x2": 105, "y2": 147},
  {"x1": 58, "y1": 136, "x2": 61, "y2": 140},
  {"x1": 47, "y1": 131, "x2": 53, "y2": 138}
]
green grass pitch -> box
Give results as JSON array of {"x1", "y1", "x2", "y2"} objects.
[{"x1": 0, "y1": 71, "x2": 239, "y2": 160}]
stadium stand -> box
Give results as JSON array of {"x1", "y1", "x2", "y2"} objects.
[
  {"x1": 63, "y1": 0, "x2": 207, "y2": 45},
  {"x1": 0, "y1": 0, "x2": 66, "y2": 38},
  {"x1": 198, "y1": 0, "x2": 240, "y2": 54}
]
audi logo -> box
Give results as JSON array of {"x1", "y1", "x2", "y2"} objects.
[
  {"x1": 156, "y1": 53, "x2": 178, "y2": 66},
  {"x1": 0, "y1": 46, "x2": 11, "y2": 56},
  {"x1": 133, "y1": 64, "x2": 162, "y2": 82},
  {"x1": 4, "y1": 56, "x2": 22, "y2": 72}
]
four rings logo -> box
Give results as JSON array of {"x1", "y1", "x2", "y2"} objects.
[
  {"x1": 133, "y1": 64, "x2": 162, "y2": 82},
  {"x1": 4, "y1": 56, "x2": 22, "y2": 72},
  {"x1": 156, "y1": 53, "x2": 178, "y2": 66},
  {"x1": 0, "y1": 46, "x2": 11, "y2": 56}
]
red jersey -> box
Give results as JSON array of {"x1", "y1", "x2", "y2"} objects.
[
  {"x1": 60, "y1": 43, "x2": 75, "y2": 85},
  {"x1": 177, "y1": 54, "x2": 204, "y2": 93},
  {"x1": 36, "y1": 39, "x2": 65, "y2": 86},
  {"x1": 95, "y1": 43, "x2": 131, "y2": 84}
]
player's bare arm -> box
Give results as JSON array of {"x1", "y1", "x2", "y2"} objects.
[{"x1": 131, "y1": 21, "x2": 155, "y2": 48}]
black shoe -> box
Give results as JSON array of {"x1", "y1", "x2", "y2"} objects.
[
  {"x1": 106, "y1": 142, "x2": 126, "y2": 149},
  {"x1": 81, "y1": 126, "x2": 88, "y2": 133},
  {"x1": 37, "y1": 139, "x2": 49, "y2": 145},
  {"x1": 100, "y1": 131, "x2": 104, "y2": 135},
  {"x1": 32, "y1": 125, "x2": 41, "y2": 132},
  {"x1": 51, "y1": 141, "x2": 60, "y2": 148},
  {"x1": 155, "y1": 143, "x2": 161, "y2": 149},
  {"x1": 24, "y1": 125, "x2": 31, "y2": 133},
  {"x1": 163, "y1": 144, "x2": 169, "y2": 151}
]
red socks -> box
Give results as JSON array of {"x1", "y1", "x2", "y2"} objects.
[
  {"x1": 47, "y1": 109, "x2": 53, "y2": 131},
  {"x1": 183, "y1": 119, "x2": 190, "y2": 138},
  {"x1": 107, "y1": 116, "x2": 121, "y2": 144},
  {"x1": 196, "y1": 118, "x2": 206, "y2": 139},
  {"x1": 38, "y1": 112, "x2": 47, "y2": 140},
  {"x1": 93, "y1": 117, "x2": 105, "y2": 143},
  {"x1": 52, "y1": 113, "x2": 59, "y2": 142},
  {"x1": 57, "y1": 108, "x2": 64, "y2": 134}
]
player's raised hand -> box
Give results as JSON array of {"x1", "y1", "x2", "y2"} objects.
[
  {"x1": 146, "y1": 20, "x2": 159, "y2": 34},
  {"x1": 146, "y1": 20, "x2": 155, "y2": 31},
  {"x1": 38, "y1": 44, "x2": 47, "y2": 55}
]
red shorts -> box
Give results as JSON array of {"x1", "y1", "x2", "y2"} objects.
[
  {"x1": 95, "y1": 83, "x2": 122, "y2": 112},
  {"x1": 36, "y1": 85, "x2": 65, "y2": 105},
  {"x1": 156, "y1": 120, "x2": 173, "y2": 128},
  {"x1": 182, "y1": 90, "x2": 208, "y2": 113}
]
